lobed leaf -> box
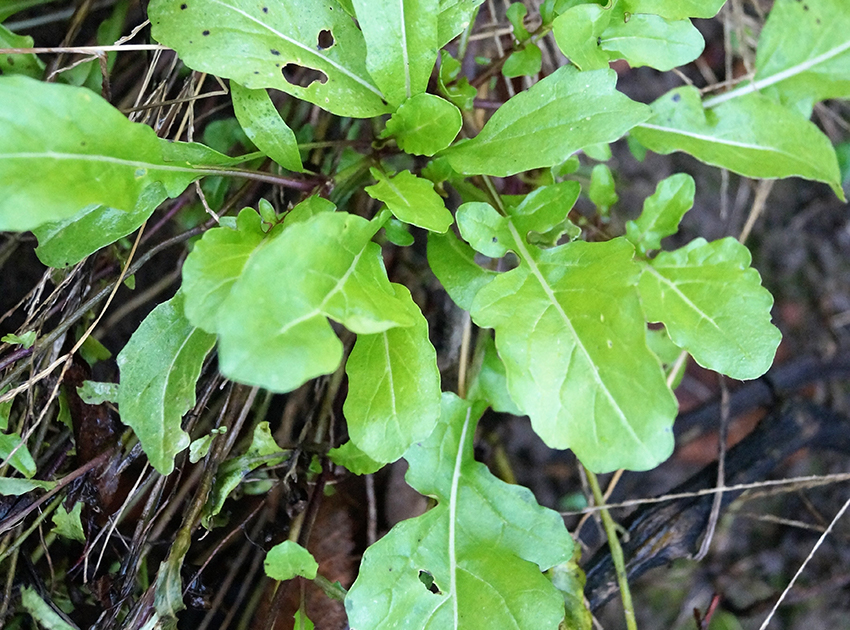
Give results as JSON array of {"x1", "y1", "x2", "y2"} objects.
[
  {"x1": 625, "y1": 173, "x2": 695, "y2": 256},
  {"x1": 148, "y1": 0, "x2": 390, "y2": 117},
  {"x1": 638, "y1": 237, "x2": 781, "y2": 380},
  {"x1": 382, "y1": 93, "x2": 462, "y2": 156},
  {"x1": 352, "y1": 0, "x2": 439, "y2": 106},
  {"x1": 346, "y1": 393, "x2": 573, "y2": 629},
  {"x1": 365, "y1": 168, "x2": 453, "y2": 232},
  {"x1": 117, "y1": 293, "x2": 216, "y2": 475},
  {"x1": 633, "y1": 86, "x2": 844, "y2": 198},
  {"x1": 444, "y1": 66, "x2": 650, "y2": 176}
]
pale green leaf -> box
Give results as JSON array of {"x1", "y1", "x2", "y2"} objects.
[
  {"x1": 2, "y1": 331, "x2": 36, "y2": 348},
  {"x1": 0, "y1": 76, "x2": 205, "y2": 232},
  {"x1": 437, "y1": 0, "x2": 485, "y2": 47},
  {"x1": 588, "y1": 163, "x2": 618, "y2": 214},
  {"x1": 0, "y1": 431, "x2": 36, "y2": 477},
  {"x1": 444, "y1": 66, "x2": 650, "y2": 176},
  {"x1": 216, "y1": 211, "x2": 415, "y2": 392},
  {"x1": 599, "y1": 13, "x2": 704, "y2": 71},
  {"x1": 502, "y1": 43, "x2": 542, "y2": 78},
  {"x1": 77, "y1": 381, "x2": 119, "y2": 405},
  {"x1": 182, "y1": 207, "x2": 269, "y2": 333},
  {"x1": 625, "y1": 173, "x2": 695, "y2": 255},
  {"x1": 506, "y1": 2, "x2": 530, "y2": 41},
  {"x1": 509, "y1": 180, "x2": 581, "y2": 239},
  {"x1": 620, "y1": 0, "x2": 726, "y2": 19},
  {"x1": 148, "y1": 0, "x2": 390, "y2": 118},
  {"x1": 352, "y1": 0, "x2": 438, "y2": 106},
  {"x1": 365, "y1": 169, "x2": 453, "y2": 232},
  {"x1": 231, "y1": 82, "x2": 303, "y2": 172},
  {"x1": 427, "y1": 229, "x2": 498, "y2": 311},
  {"x1": 467, "y1": 332, "x2": 523, "y2": 415},
  {"x1": 34, "y1": 184, "x2": 165, "y2": 269},
  {"x1": 456, "y1": 202, "x2": 512, "y2": 258},
  {"x1": 265, "y1": 541, "x2": 319, "y2": 581},
  {"x1": 346, "y1": 394, "x2": 573, "y2": 629},
  {"x1": 552, "y1": 4, "x2": 611, "y2": 71},
  {"x1": 382, "y1": 93, "x2": 462, "y2": 156},
  {"x1": 0, "y1": 477, "x2": 56, "y2": 496},
  {"x1": 707, "y1": 0, "x2": 850, "y2": 111},
  {"x1": 638, "y1": 237, "x2": 781, "y2": 380},
  {"x1": 0, "y1": 24, "x2": 44, "y2": 78},
  {"x1": 548, "y1": 556, "x2": 593, "y2": 630},
  {"x1": 633, "y1": 87, "x2": 844, "y2": 198},
  {"x1": 189, "y1": 434, "x2": 214, "y2": 463},
  {"x1": 328, "y1": 440, "x2": 385, "y2": 475},
  {"x1": 51, "y1": 502, "x2": 86, "y2": 542},
  {"x1": 344, "y1": 284, "x2": 441, "y2": 463},
  {"x1": 20, "y1": 586, "x2": 76, "y2": 630},
  {"x1": 117, "y1": 293, "x2": 216, "y2": 475}
]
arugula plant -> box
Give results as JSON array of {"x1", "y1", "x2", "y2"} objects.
[{"x1": 0, "y1": 0, "x2": 846, "y2": 627}]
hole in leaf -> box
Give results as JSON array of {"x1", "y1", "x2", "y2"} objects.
[
  {"x1": 281, "y1": 64, "x2": 328, "y2": 88},
  {"x1": 317, "y1": 29, "x2": 334, "y2": 50},
  {"x1": 418, "y1": 570, "x2": 441, "y2": 594}
]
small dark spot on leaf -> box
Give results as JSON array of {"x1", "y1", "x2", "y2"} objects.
[
  {"x1": 202, "y1": 29, "x2": 210, "y2": 36},
  {"x1": 816, "y1": 18, "x2": 821, "y2": 23},
  {"x1": 262, "y1": 6, "x2": 268, "y2": 12},
  {"x1": 180, "y1": 2, "x2": 187, "y2": 8},
  {"x1": 803, "y1": 3, "x2": 809, "y2": 9},
  {"x1": 81, "y1": 141, "x2": 86, "y2": 146},
  {"x1": 7, "y1": 57, "x2": 14, "y2": 66},
  {"x1": 317, "y1": 29, "x2": 334, "y2": 50},
  {"x1": 597, "y1": 37, "x2": 602, "y2": 45},
  {"x1": 270, "y1": 48, "x2": 280, "y2": 55},
  {"x1": 491, "y1": 237, "x2": 498, "y2": 243},
  {"x1": 282, "y1": 63, "x2": 328, "y2": 88},
  {"x1": 254, "y1": 71, "x2": 259, "y2": 74},
  {"x1": 672, "y1": 93, "x2": 681, "y2": 102},
  {"x1": 381, "y1": 98, "x2": 388, "y2": 106}
]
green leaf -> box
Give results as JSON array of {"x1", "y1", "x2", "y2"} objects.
[
  {"x1": 444, "y1": 66, "x2": 650, "y2": 176},
  {"x1": 216, "y1": 211, "x2": 415, "y2": 392},
  {"x1": 588, "y1": 163, "x2": 618, "y2": 215},
  {"x1": 0, "y1": 477, "x2": 56, "y2": 496},
  {"x1": 437, "y1": 51, "x2": 477, "y2": 111},
  {"x1": 0, "y1": 431, "x2": 36, "y2": 477},
  {"x1": 182, "y1": 207, "x2": 269, "y2": 333},
  {"x1": 0, "y1": 76, "x2": 204, "y2": 232},
  {"x1": 382, "y1": 93, "x2": 462, "y2": 156},
  {"x1": 0, "y1": 0, "x2": 54, "y2": 21},
  {"x1": 77, "y1": 381, "x2": 120, "y2": 405},
  {"x1": 599, "y1": 13, "x2": 704, "y2": 71},
  {"x1": 0, "y1": 24, "x2": 45, "y2": 78},
  {"x1": 346, "y1": 394, "x2": 574, "y2": 629},
  {"x1": 548, "y1": 556, "x2": 593, "y2": 630},
  {"x1": 203, "y1": 421, "x2": 286, "y2": 526},
  {"x1": 466, "y1": 204, "x2": 677, "y2": 471},
  {"x1": 344, "y1": 284, "x2": 441, "y2": 463},
  {"x1": 718, "y1": 0, "x2": 850, "y2": 111},
  {"x1": 384, "y1": 218, "x2": 416, "y2": 246},
  {"x1": 293, "y1": 609, "x2": 315, "y2": 630},
  {"x1": 365, "y1": 169, "x2": 453, "y2": 232},
  {"x1": 264, "y1": 541, "x2": 319, "y2": 581},
  {"x1": 328, "y1": 440, "x2": 385, "y2": 475},
  {"x1": 638, "y1": 237, "x2": 781, "y2": 380},
  {"x1": 625, "y1": 173, "x2": 695, "y2": 256},
  {"x1": 502, "y1": 43, "x2": 542, "y2": 78},
  {"x1": 51, "y1": 502, "x2": 86, "y2": 542},
  {"x1": 427, "y1": 229, "x2": 498, "y2": 311},
  {"x1": 2, "y1": 331, "x2": 36, "y2": 348},
  {"x1": 506, "y1": 2, "x2": 530, "y2": 41},
  {"x1": 620, "y1": 0, "x2": 726, "y2": 19},
  {"x1": 351, "y1": 0, "x2": 438, "y2": 106},
  {"x1": 148, "y1": 0, "x2": 390, "y2": 118},
  {"x1": 467, "y1": 332, "x2": 523, "y2": 415},
  {"x1": 437, "y1": 0, "x2": 485, "y2": 47},
  {"x1": 456, "y1": 202, "x2": 512, "y2": 258},
  {"x1": 553, "y1": 4, "x2": 611, "y2": 71},
  {"x1": 117, "y1": 293, "x2": 216, "y2": 475},
  {"x1": 231, "y1": 82, "x2": 303, "y2": 172},
  {"x1": 20, "y1": 586, "x2": 76, "y2": 630},
  {"x1": 632, "y1": 87, "x2": 844, "y2": 199},
  {"x1": 189, "y1": 434, "x2": 214, "y2": 463},
  {"x1": 34, "y1": 184, "x2": 165, "y2": 269}
]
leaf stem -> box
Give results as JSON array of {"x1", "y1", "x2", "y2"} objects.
[
  {"x1": 312, "y1": 574, "x2": 347, "y2": 601},
  {"x1": 585, "y1": 468, "x2": 638, "y2": 630}
]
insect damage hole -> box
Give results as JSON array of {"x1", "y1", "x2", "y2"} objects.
[
  {"x1": 418, "y1": 570, "x2": 441, "y2": 594},
  {"x1": 317, "y1": 29, "x2": 334, "y2": 50},
  {"x1": 282, "y1": 64, "x2": 327, "y2": 88}
]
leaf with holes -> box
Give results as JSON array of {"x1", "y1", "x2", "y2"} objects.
[
  {"x1": 117, "y1": 292, "x2": 216, "y2": 476},
  {"x1": 443, "y1": 66, "x2": 650, "y2": 176},
  {"x1": 365, "y1": 168, "x2": 453, "y2": 232},
  {"x1": 632, "y1": 87, "x2": 844, "y2": 199},
  {"x1": 638, "y1": 237, "x2": 781, "y2": 380},
  {"x1": 0, "y1": 76, "x2": 206, "y2": 232},
  {"x1": 352, "y1": 0, "x2": 438, "y2": 106},
  {"x1": 215, "y1": 211, "x2": 415, "y2": 392},
  {"x1": 345, "y1": 393, "x2": 574, "y2": 629},
  {"x1": 344, "y1": 284, "x2": 440, "y2": 463},
  {"x1": 626, "y1": 173, "x2": 695, "y2": 256},
  {"x1": 148, "y1": 0, "x2": 390, "y2": 117},
  {"x1": 231, "y1": 82, "x2": 303, "y2": 171}
]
